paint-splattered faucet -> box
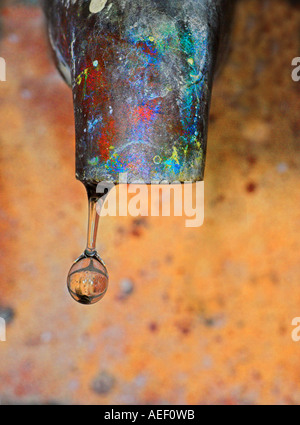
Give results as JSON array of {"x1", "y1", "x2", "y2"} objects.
[
  {"x1": 43, "y1": 0, "x2": 235, "y2": 304},
  {"x1": 44, "y1": 0, "x2": 234, "y2": 186}
]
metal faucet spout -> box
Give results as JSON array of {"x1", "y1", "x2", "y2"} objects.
[{"x1": 44, "y1": 0, "x2": 234, "y2": 184}]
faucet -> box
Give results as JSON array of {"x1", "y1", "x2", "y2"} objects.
[
  {"x1": 43, "y1": 0, "x2": 235, "y2": 304},
  {"x1": 44, "y1": 0, "x2": 234, "y2": 186}
]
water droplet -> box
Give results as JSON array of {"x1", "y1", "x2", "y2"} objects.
[
  {"x1": 67, "y1": 184, "x2": 109, "y2": 305},
  {"x1": 67, "y1": 252, "x2": 108, "y2": 305}
]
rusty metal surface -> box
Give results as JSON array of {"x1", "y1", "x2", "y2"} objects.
[{"x1": 0, "y1": 0, "x2": 300, "y2": 405}]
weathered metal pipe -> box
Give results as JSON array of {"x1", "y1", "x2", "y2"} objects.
[{"x1": 43, "y1": 0, "x2": 234, "y2": 185}]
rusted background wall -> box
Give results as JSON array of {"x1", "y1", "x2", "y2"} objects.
[{"x1": 0, "y1": 0, "x2": 299, "y2": 404}]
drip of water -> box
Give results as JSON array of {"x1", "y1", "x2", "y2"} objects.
[{"x1": 67, "y1": 186, "x2": 109, "y2": 305}]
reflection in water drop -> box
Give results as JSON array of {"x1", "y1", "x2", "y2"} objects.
[
  {"x1": 67, "y1": 252, "x2": 108, "y2": 305},
  {"x1": 67, "y1": 185, "x2": 109, "y2": 305}
]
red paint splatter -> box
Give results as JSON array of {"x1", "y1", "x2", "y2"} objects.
[
  {"x1": 98, "y1": 118, "x2": 115, "y2": 161},
  {"x1": 132, "y1": 99, "x2": 160, "y2": 125}
]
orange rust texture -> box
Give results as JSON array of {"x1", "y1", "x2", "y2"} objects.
[{"x1": 0, "y1": 1, "x2": 300, "y2": 405}]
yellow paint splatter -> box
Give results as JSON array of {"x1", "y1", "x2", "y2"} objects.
[
  {"x1": 170, "y1": 147, "x2": 180, "y2": 165},
  {"x1": 76, "y1": 68, "x2": 89, "y2": 85},
  {"x1": 153, "y1": 155, "x2": 162, "y2": 165},
  {"x1": 89, "y1": 0, "x2": 108, "y2": 14}
]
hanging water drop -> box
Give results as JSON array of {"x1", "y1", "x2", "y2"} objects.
[
  {"x1": 67, "y1": 251, "x2": 108, "y2": 305},
  {"x1": 67, "y1": 186, "x2": 109, "y2": 305}
]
